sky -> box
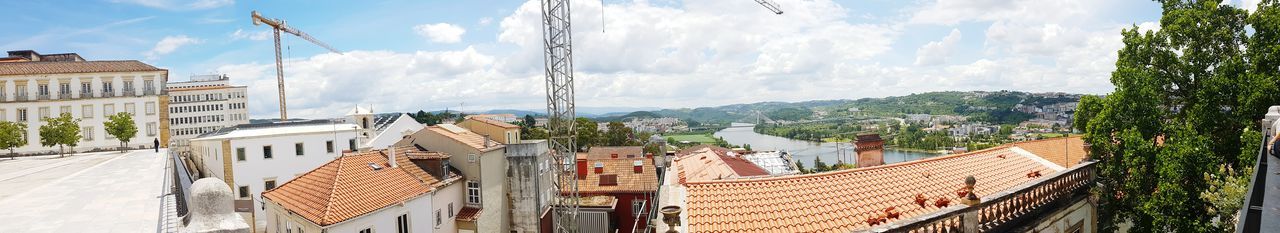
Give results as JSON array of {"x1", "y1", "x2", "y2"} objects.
[{"x1": 1, "y1": 0, "x2": 1262, "y2": 119}]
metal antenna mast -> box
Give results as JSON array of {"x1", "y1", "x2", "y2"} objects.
[
  {"x1": 539, "y1": 1, "x2": 782, "y2": 232},
  {"x1": 251, "y1": 10, "x2": 342, "y2": 121},
  {"x1": 541, "y1": 0, "x2": 580, "y2": 231}
]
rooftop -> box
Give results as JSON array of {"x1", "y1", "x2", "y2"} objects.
[
  {"x1": 262, "y1": 146, "x2": 459, "y2": 226},
  {"x1": 674, "y1": 146, "x2": 771, "y2": 183},
  {"x1": 463, "y1": 115, "x2": 520, "y2": 129},
  {"x1": 574, "y1": 157, "x2": 659, "y2": 194},
  {"x1": 423, "y1": 124, "x2": 504, "y2": 152},
  {"x1": 192, "y1": 120, "x2": 358, "y2": 141},
  {"x1": 586, "y1": 146, "x2": 645, "y2": 160},
  {"x1": 0, "y1": 60, "x2": 165, "y2": 76},
  {"x1": 676, "y1": 137, "x2": 1086, "y2": 232}
]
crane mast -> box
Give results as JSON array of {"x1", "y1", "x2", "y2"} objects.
[{"x1": 250, "y1": 11, "x2": 342, "y2": 121}]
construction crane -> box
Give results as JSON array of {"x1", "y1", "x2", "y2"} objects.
[
  {"x1": 250, "y1": 10, "x2": 343, "y2": 121},
  {"x1": 539, "y1": 1, "x2": 781, "y2": 232}
]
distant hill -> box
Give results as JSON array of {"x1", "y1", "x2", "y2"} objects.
[
  {"x1": 592, "y1": 111, "x2": 663, "y2": 122},
  {"x1": 477, "y1": 109, "x2": 544, "y2": 117}
]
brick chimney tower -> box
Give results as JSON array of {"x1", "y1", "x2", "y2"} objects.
[{"x1": 855, "y1": 134, "x2": 885, "y2": 168}]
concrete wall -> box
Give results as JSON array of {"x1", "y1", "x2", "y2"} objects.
[
  {"x1": 506, "y1": 140, "x2": 553, "y2": 233},
  {"x1": 1028, "y1": 197, "x2": 1096, "y2": 233},
  {"x1": 192, "y1": 129, "x2": 358, "y2": 229},
  {"x1": 412, "y1": 129, "x2": 510, "y2": 233},
  {"x1": 458, "y1": 119, "x2": 519, "y2": 144},
  {"x1": 0, "y1": 71, "x2": 168, "y2": 154}
]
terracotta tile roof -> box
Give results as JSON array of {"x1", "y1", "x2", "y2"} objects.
[
  {"x1": 674, "y1": 147, "x2": 771, "y2": 183},
  {"x1": 456, "y1": 206, "x2": 482, "y2": 222},
  {"x1": 464, "y1": 115, "x2": 520, "y2": 129},
  {"x1": 0, "y1": 60, "x2": 164, "y2": 76},
  {"x1": 1011, "y1": 136, "x2": 1087, "y2": 168},
  {"x1": 424, "y1": 125, "x2": 505, "y2": 152},
  {"x1": 587, "y1": 146, "x2": 645, "y2": 160},
  {"x1": 680, "y1": 137, "x2": 1083, "y2": 232},
  {"x1": 262, "y1": 146, "x2": 458, "y2": 226},
  {"x1": 573, "y1": 158, "x2": 659, "y2": 194}
]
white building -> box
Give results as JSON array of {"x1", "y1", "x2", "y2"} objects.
[
  {"x1": 342, "y1": 106, "x2": 423, "y2": 150},
  {"x1": 262, "y1": 146, "x2": 466, "y2": 233},
  {"x1": 741, "y1": 151, "x2": 799, "y2": 175},
  {"x1": 188, "y1": 120, "x2": 359, "y2": 230},
  {"x1": 0, "y1": 50, "x2": 168, "y2": 155},
  {"x1": 166, "y1": 74, "x2": 249, "y2": 145}
]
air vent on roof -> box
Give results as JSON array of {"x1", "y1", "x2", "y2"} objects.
[{"x1": 369, "y1": 162, "x2": 383, "y2": 170}]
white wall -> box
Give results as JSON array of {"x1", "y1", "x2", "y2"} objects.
[
  {"x1": 430, "y1": 180, "x2": 464, "y2": 232},
  {"x1": 192, "y1": 128, "x2": 358, "y2": 229}
]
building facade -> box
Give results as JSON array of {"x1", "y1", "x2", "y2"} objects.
[
  {"x1": 166, "y1": 74, "x2": 249, "y2": 145},
  {"x1": 573, "y1": 147, "x2": 659, "y2": 233},
  {"x1": 262, "y1": 146, "x2": 465, "y2": 233},
  {"x1": 505, "y1": 140, "x2": 554, "y2": 233},
  {"x1": 342, "y1": 106, "x2": 423, "y2": 150},
  {"x1": 188, "y1": 120, "x2": 359, "y2": 230},
  {"x1": 0, "y1": 50, "x2": 169, "y2": 155},
  {"x1": 401, "y1": 124, "x2": 509, "y2": 233}
]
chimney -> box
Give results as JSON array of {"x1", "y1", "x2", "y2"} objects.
[
  {"x1": 577, "y1": 159, "x2": 588, "y2": 180},
  {"x1": 611, "y1": 153, "x2": 618, "y2": 159},
  {"x1": 594, "y1": 162, "x2": 604, "y2": 174},
  {"x1": 388, "y1": 147, "x2": 398, "y2": 168},
  {"x1": 483, "y1": 135, "x2": 492, "y2": 148},
  {"x1": 633, "y1": 160, "x2": 643, "y2": 173},
  {"x1": 646, "y1": 153, "x2": 653, "y2": 158}
]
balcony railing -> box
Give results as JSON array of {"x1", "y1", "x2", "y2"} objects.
[
  {"x1": 144, "y1": 89, "x2": 156, "y2": 96},
  {"x1": 36, "y1": 94, "x2": 50, "y2": 100},
  {"x1": 122, "y1": 89, "x2": 136, "y2": 96},
  {"x1": 1236, "y1": 118, "x2": 1276, "y2": 232},
  {"x1": 14, "y1": 94, "x2": 27, "y2": 101},
  {"x1": 884, "y1": 161, "x2": 1097, "y2": 233},
  {"x1": 79, "y1": 91, "x2": 92, "y2": 99}
]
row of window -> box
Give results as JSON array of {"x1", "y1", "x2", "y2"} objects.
[
  {"x1": 233, "y1": 140, "x2": 354, "y2": 162},
  {"x1": 170, "y1": 104, "x2": 225, "y2": 114},
  {"x1": 170, "y1": 114, "x2": 225, "y2": 125},
  {"x1": 2, "y1": 122, "x2": 156, "y2": 146},
  {"x1": 170, "y1": 91, "x2": 245, "y2": 103},
  {"x1": 2, "y1": 80, "x2": 158, "y2": 98},
  {"x1": 173, "y1": 126, "x2": 219, "y2": 136},
  {"x1": 0, "y1": 102, "x2": 156, "y2": 122}
]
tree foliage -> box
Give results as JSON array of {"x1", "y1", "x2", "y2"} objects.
[
  {"x1": 104, "y1": 112, "x2": 138, "y2": 152},
  {"x1": 38, "y1": 113, "x2": 80, "y2": 157},
  {"x1": 1077, "y1": 1, "x2": 1280, "y2": 231},
  {"x1": 0, "y1": 121, "x2": 28, "y2": 159}
]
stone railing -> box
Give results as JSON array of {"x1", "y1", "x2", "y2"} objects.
[{"x1": 881, "y1": 161, "x2": 1097, "y2": 233}]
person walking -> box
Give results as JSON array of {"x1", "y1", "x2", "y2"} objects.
[{"x1": 154, "y1": 138, "x2": 160, "y2": 153}]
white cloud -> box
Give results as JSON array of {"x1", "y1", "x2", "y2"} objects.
[
  {"x1": 909, "y1": 0, "x2": 1099, "y2": 25},
  {"x1": 414, "y1": 23, "x2": 467, "y2": 43},
  {"x1": 479, "y1": 17, "x2": 493, "y2": 26},
  {"x1": 214, "y1": 0, "x2": 1150, "y2": 119},
  {"x1": 145, "y1": 35, "x2": 202, "y2": 59},
  {"x1": 230, "y1": 29, "x2": 271, "y2": 41},
  {"x1": 188, "y1": 0, "x2": 233, "y2": 9},
  {"x1": 915, "y1": 28, "x2": 962, "y2": 66}
]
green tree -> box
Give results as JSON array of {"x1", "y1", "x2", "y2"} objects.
[
  {"x1": 812, "y1": 157, "x2": 830, "y2": 173},
  {"x1": 524, "y1": 114, "x2": 537, "y2": 128},
  {"x1": 523, "y1": 127, "x2": 549, "y2": 140},
  {"x1": 104, "y1": 112, "x2": 138, "y2": 152},
  {"x1": 603, "y1": 122, "x2": 633, "y2": 146},
  {"x1": 1080, "y1": 1, "x2": 1280, "y2": 231},
  {"x1": 573, "y1": 117, "x2": 599, "y2": 151},
  {"x1": 0, "y1": 121, "x2": 28, "y2": 159},
  {"x1": 38, "y1": 113, "x2": 81, "y2": 157},
  {"x1": 794, "y1": 160, "x2": 807, "y2": 174}
]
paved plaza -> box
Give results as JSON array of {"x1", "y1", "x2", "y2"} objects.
[{"x1": 0, "y1": 149, "x2": 170, "y2": 233}]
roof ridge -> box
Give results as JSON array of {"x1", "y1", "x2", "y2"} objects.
[{"x1": 320, "y1": 153, "x2": 350, "y2": 224}]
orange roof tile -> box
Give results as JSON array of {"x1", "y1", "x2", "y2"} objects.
[
  {"x1": 464, "y1": 115, "x2": 520, "y2": 129},
  {"x1": 674, "y1": 147, "x2": 770, "y2": 183},
  {"x1": 0, "y1": 60, "x2": 164, "y2": 76},
  {"x1": 1011, "y1": 136, "x2": 1087, "y2": 168},
  {"x1": 587, "y1": 146, "x2": 645, "y2": 160},
  {"x1": 677, "y1": 145, "x2": 731, "y2": 156},
  {"x1": 262, "y1": 146, "x2": 458, "y2": 226},
  {"x1": 456, "y1": 206, "x2": 482, "y2": 222},
  {"x1": 424, "y1": 125, "x2": 504, "y2": 152},
  {"x1": 573, "y1": 158, "x2": 659, "y2": 194},
  {"x1": 680, "y1": 137, "x2": 1084, "y2": 232}
]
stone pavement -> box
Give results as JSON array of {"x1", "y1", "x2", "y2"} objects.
[{"x1": 0, "y1": 149, "x2": 168, "y2": 233}]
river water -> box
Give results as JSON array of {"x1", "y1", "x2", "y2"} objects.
[{"x1": 713, "y1": 123, "x2": 939, "y2": 166}]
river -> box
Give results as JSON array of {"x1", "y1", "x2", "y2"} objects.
[{"x1": 713, "y1": 123, "x2": 939, "y2": 166}]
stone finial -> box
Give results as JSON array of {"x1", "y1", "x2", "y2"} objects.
[
  {"x1": 183, "y1": 178, "x2": 250, "y2": 233},
  {"x1": 960, "y1": 176, "x2": 980, "y2": 206}
]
